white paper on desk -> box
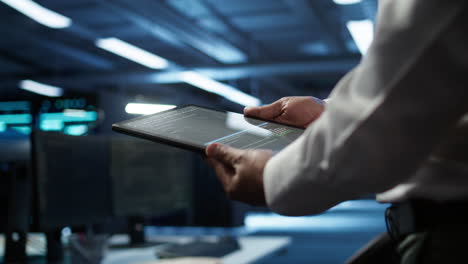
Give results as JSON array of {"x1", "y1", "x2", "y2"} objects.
[{"x1": 135, "y1": 257, "x2": 221, "y2": 264}]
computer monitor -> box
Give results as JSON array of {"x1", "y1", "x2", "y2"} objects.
[
  {"x1": 110, "y1": 137, "x2": 194, "y2": 246},
  {"x1": 32, "y1": 131, "x2": 112, "y2": 231},
  {"x1": 0, "y1": 132, "x2": 30, "y2": 163},
  {"x1": 0, "y1": 132, "x2": 32, "y2": 262},
  {"x1": 110, "y1": 137, "x2": 193, "y2": 217},
  {"x1": 0, "y1": 101, "x2": 32, "y2": 136}
]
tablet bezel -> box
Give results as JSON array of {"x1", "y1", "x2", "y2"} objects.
[{"x1": 112, "y1": 104, "x2": 304, "y2": 153}]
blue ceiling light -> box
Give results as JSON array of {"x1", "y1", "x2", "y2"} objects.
[
  {"x1": 333, "y1": 0, "x2": 362, "y2": 5},
  {"x1": 347, "y1": 19, "x2": 374, "y2": 55},
  {"x1": 205, "y1": 45, "x2": 248, "y2": 65},
  {"x1": 300, "y1": 42, "x2": 330, "y2": 56},
  {"x1": 180, "y1": 71, "x2": 261, "y2": 107},
  {"x1": 96, "y1": 38, "x2": 170, "y2": 70},
  {"x1": 125, "y1": 103, "x2": 176, "y2": 115},
  {"x1": 0, "y1": 0, "x2": 72, "y2": 29},
  {"x1": 20, "y1": 80, "x2": 64, "y2": 97}
]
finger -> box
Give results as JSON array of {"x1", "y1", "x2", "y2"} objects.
[
  {"x1": 244, "y1": 100, "x2": 283, "y2": 120},
  {"x1": 205, "y1": 143, "x2": 243, "y2": 165},
  {"x1": 206, "y1": 158, "x2": 233, "y2": 189}
]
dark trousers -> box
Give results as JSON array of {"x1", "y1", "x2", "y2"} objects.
[
  {"x1": 347, "y1": 224, "x2": 467, "y2": 264},
  {"x1": 398, "y1": 225, "x2": 467, "y2": 264}
]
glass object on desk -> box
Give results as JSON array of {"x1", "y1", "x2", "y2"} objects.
[
  {"x1": 69, "y1": 234, "x2": 109, "y2": 264},
  {"x1": 155, "y1": 236, "x2": 240, "y2": 259}
]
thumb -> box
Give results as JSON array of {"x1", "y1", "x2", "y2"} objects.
[
  {"x1": 244, "y1": 101, "x2": 282, "y2": 120},
  {"x1": 206, "y1": 143, "x2": 242, "y2": 164}
]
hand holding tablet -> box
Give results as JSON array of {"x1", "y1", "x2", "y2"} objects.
[{"x1": 112, "y1": 105, "x2": 304, "y2": 153}]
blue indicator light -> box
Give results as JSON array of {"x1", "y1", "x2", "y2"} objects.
[
  {"x1": 64, "y1": 125, "x2": 88, "y2": 136},
  {"x1": 40, "y1": 111, "x2": 98, "y2": 123},
  {"x1": 0, "y1": 114, "x2": 32, "y2": 124},
  {"x1": 11, "y1": 126, "x2": 32, "y2": 135},
  {"x1": 40, "y1": 119, "x2": 64, "y2": 131}
]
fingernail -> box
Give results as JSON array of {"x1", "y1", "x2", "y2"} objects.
[
  {"x1": 244, "y1": 107, "x2": 254, "y2": 113},
  {"x1": 209, "y1": 143, "x2": 220, "y2": 153},
  {"x1": 211, "y1": 144, "x2": 218, "y2": 151}
]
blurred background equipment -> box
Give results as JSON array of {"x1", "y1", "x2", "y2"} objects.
[
  {"x1": 110, "y1": 137, "x2": 193, "y2": 247},
  {"x1": 0, "y1": 0, "x2": 388, "y2": 263},
  {"x1": 32, "y1": 131, "x2": 112, "y2": 231}
]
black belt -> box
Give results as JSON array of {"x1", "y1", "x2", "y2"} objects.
[{"x1": 385, "y1": 199, "x2": 468, "y2": 241}]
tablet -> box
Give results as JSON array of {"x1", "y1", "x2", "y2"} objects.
[{"x1": 112, "y1": 105, "x2": 304, "y2": 153}]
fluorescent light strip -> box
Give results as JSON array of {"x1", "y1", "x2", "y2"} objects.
[
  {"x1": 333, "y1": 0, "x2": 362, "y2": 5},
  {"x1": 347, "y1": 20, "x2": 374, "y2": 55},
  {"x1": 20, "y1": 80, "x2": 64, "y2": 97},
  {"x1": 180, "y1": 71, "x2": 261, "y2": 107},
  {"x1": 0, "y1": 0, "x2": 71, "y2": 29},
  {"x1": 125, "y1": 103, "x2": 176, "y2": 115},
  {"x1": 96, "y1": 38, "x2": 169, "y2": 70}
]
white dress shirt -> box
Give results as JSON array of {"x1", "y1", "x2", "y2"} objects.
[{"x1": 263, "y1": 0, "x2": 468, "y2": 216}]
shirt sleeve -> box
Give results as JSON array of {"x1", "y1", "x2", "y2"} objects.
[{"x1": 263, "y1": 0, "x2": 468, "y2": 216}]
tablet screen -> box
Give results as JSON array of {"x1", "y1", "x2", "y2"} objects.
[{"x1": 113, "y1": 105, "x2": 304, "y2": 152}]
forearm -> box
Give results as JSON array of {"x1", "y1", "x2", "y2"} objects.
[{"x1": 263, "y1": 0, "x2": 468, "y2": 216}]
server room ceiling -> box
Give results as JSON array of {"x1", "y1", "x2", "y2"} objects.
[{"x1": 0, "y1": 0, "x2": 377, "y2": 107}]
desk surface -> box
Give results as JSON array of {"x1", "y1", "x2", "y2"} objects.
[
  {"x1": 0, "y1": 234, "x2": 290, "y2": 264},
  {"x1": 103, "y1": 236, "x2": 291, "y2": 264}
]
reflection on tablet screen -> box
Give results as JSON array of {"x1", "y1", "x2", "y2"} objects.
[{"x1": 121, "y1": 106, "x2": 304, "y2": 151}]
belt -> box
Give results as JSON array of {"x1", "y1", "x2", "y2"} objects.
[{"x1": 385, "y1": 199, "x2": 468, "y2": 241}]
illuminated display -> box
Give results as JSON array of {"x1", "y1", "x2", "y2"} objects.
[
  {"x1": 37, "y1": 96, "x2": 98, "y2": 136},
  {"x1": 0, "y1": 101, "x2": 32, "y2": 134},
  {"x1": 0, "y1": 114, "x2": 32, "y2": 124},
  {"x1": 41, "y1": 98, "x2": 88, "y2": 112},
  {"x1": 64, "y1": 125, "x2": 89, "y2": 136},
  {"x1": 0, "y1": 96, "x2": 98, "y2": 136},
  {"x1": 40, "y1": 119, "x2": 64, "y2": 131},
  {"x1": 11, "y1": 126, "x2": 32, "y2": 134},
  {"x1": 39, "y1": 111, "x2": 97, "y2": 135}
]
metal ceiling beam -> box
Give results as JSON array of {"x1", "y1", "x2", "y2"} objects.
[
  {"x1": 92, "y1": 0, "x2": 216, "y2": 65},
  {"x1": 105, "y1": 0, "x2": 248, "y2": 64},
  {"x1": 0, "y1": 18, "x2": 114, "y2": 71},
  {"x1": 27, "y1": 58, "x2": 358, "y2": 87},
  {"x1": 284, "y1": 0, "x2": 348, "y2": 53},
  {"x1": 197, "y1": 0, "x2": 303, "y2": 96}
]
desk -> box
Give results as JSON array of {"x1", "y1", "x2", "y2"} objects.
[{"x1": 103, "y1": 236, "x2": 290, "y2": 264}]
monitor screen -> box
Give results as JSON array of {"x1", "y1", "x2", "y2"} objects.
[
  {"x1": 38, "y1": 97, "x2": 98, "y2": 136},
  {"x1": 0, "y1": 101, "x2": 32, "y2": 136},
  {"x1": 33, "y1": 131, "x2": 112, "y2": 230},
  {"x1": 110, "y1": 137, "x2": 193, "y2": 217}
]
